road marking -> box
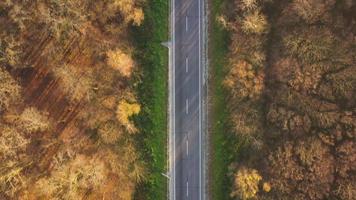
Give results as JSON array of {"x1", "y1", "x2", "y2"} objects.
[
  {"x1": 186, "y1": 138, "x2": 189, "y2": 156},
  {"x1": 185, "y1": 16, "x2": 188, "y2": 32},
  {"x1": 186, "y1": 181, "x2": 189, "y2": 197},
  {"x1": 171, "y1": 0, "x2": 176, "y2": 198},
  {"x1": 186, "y1": 98, "x2": 189, "y2": 114},
  {"x1": 185, "y1": 57, "x2": 189, "y2": 73},
  {"x1": 198, "y1": 0, "x2": 202, "y2": 198}
]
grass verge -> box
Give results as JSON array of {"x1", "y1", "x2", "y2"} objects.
[
  {"x1": 132, "y1": 0, "x2": 168, "y2": 199},
  {"x1": 209, "y1": 0, "x2": 234, "y2": 199}
]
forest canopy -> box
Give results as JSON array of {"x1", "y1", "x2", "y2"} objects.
[
  {"x1": 220, "y1": 0, "x2": 356, "y2": 199},
  {"x1": 0, "y1": 0, "x2": 146, "y2": 199}
]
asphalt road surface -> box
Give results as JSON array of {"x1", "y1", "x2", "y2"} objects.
[{"x1": 170, "y1": 0, "x2": 205, "y2": 198}]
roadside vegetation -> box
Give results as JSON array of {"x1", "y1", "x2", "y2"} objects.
[
  {"x1": 132, "y1": 0, "x2": 169, "y2": 198},
  {"x1": 212, "y1": 0, "x2": 356, "y2": 199},
  {"x1": 209, "y1": 0, "x2": 233, "y2": 199},
  {"x1": 0, "y1": 0, "x2": 166, "y2": 199}
]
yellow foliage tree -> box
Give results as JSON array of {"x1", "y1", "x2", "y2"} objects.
[
  {"x1": 239, "y1": 0, "x2": 258, "y2": 10},
  {"x1": 224, "y1": 60, "x2": 264, "y2": 100},
  {"x1": 263, "y1": 182, "x2": 271, "y2": 192},
  {"x1": 94, "y1": 0, "x2": 144, "y2": 26},
  {"x1": 128, "y1": 8, "x2": 144, "y2": 26},
  {"x1": 242, "y1": 11, "x2": 268, "y2": 34},
  {"x1": 97, "y1": 120, "x2": 121, "y2": 144},
  {"x1": 17, "y1": 107, "x2": 50, "y2": 134},
  {"x1": 107, "y1": 49, "x2": 135, "y2": 77},
  {"x1": 35, "y1": 154, "x2": 106, "y2": 200},
  {"x1": 0, "y1": 68, "x2": 21, "y2": 112},
  {"x1": 0, "y1": 126, "x2": 30, "y2": 197},
  {"x1": 116, "y1": 100, "x2": 140, "y2": 133},
  {"x1": 231, "y1": 167, "x2": 262, "y2": 200},
  {"x1": 53, "y1": 64, "x2": 93, "y2": 102},
  {"x1": 113, "y1": 0, "x2": 144, "y2": 25},
  {"x1": 292, "y1": 0, "x2": 335, "y2": 23}
]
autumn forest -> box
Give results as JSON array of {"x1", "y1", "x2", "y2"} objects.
[
  {"x1": 214, "y1": 0, "x2": 355, "y2": 199},
  {"x1": 1, "y1": 0, "x2": 355, "y2": 199},
  {"x1": 0, "y1": 0, "x2": 157, "y2": 199}
]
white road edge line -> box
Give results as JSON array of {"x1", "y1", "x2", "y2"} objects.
[
  {"x1": 172, "y1": 0, "x2": 176, "y2": 198},
  {"x1": 198, "y1": 0, "x2": 202, "y2": 198}
]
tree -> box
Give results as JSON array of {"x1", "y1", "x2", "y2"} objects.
[
  {"x1": 242, "y1": 11, "x2": 268, "y2": 34},
  {"x1": 238, "y1": 0, "x2": 258, "y2": 11},
  {"x1": 97, "y1": 120, "x2": 122, "y2": 144},
  {"x1": 35, "y1": 154, "x2": 106, "y2": 200},
  {"x1": 0, "y1": 126, "x2": 30, "y2": 197},
  {"x1": 17, "y1": 107, "x2": 50, "y2": 134},
  {"x1": 106, "y1": 49, "x2": 135, "y2": 77},
  {"x1": 92, "y1": 0, "x2": 144, "y2": 27},
  {"x1": 224, "y1": 60, "x2": 264, "y2": 101},
  {"x1": 283, "y1": 27, "x2": 334, "y2": 63},
  {"x1": 53, "y1": 64, "x2": 93, "y2": 102},
  {"x1": 0, "y1": 126, "x2": 28, "y2": 159},
  {"x1": 333, "y1": 178, "x2": 356, "y2": 200},
  {"x1": 263, "y1": 182, "x2": 271, "y2": 192},
  {"x1": 231, "y1": 167, "x2": 262, "y2": 200},
  {"x1": 128, "y1": 8, "x2": 144, "y2": 26},
  {"x1": 0, "y1": 37, "x2": 23, "y2": 68},
  {"x1": 335, "y1": 141, "x2": 356, "y2": 178},
  {"x1": 116, "y1": 100, "x2": 140, "y2": 133},
  {"x1": 268, "y1": 138, "x2": 334, "y2": 200},
  {"x1": 0, "y1": 68, "x2": 21, "y2": 112},
  {"x1": 291, "y1": 0, "x2": 335, "y2": 23}
]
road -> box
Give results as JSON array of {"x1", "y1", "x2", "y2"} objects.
[{"x1": 169, "y1": 0, "x2": 205, "y2": 197}]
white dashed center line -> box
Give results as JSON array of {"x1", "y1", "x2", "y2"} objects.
[
  {"x1": 186, "y1": 138, "x2": 189, "y2": 156},
  {"x1": 186, "y1": 181, "x2": 189, "y2": 197},
  {"x1": 185, "y1": 16, "x2": 188, "y2": 32},
  {"x1": 185, "y1": 57, "x2": 189, "y2": 73},
  {"x1": 186, "y1": 98, "x2": 189, "y2": 114}
]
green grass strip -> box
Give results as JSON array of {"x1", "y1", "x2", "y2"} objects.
[
  {"x1": 132, "y1": 0, "x2": 168, "y2": 199},
  {"x1": 209, "y1": 0, "x2": 235, "y2": 199}
]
